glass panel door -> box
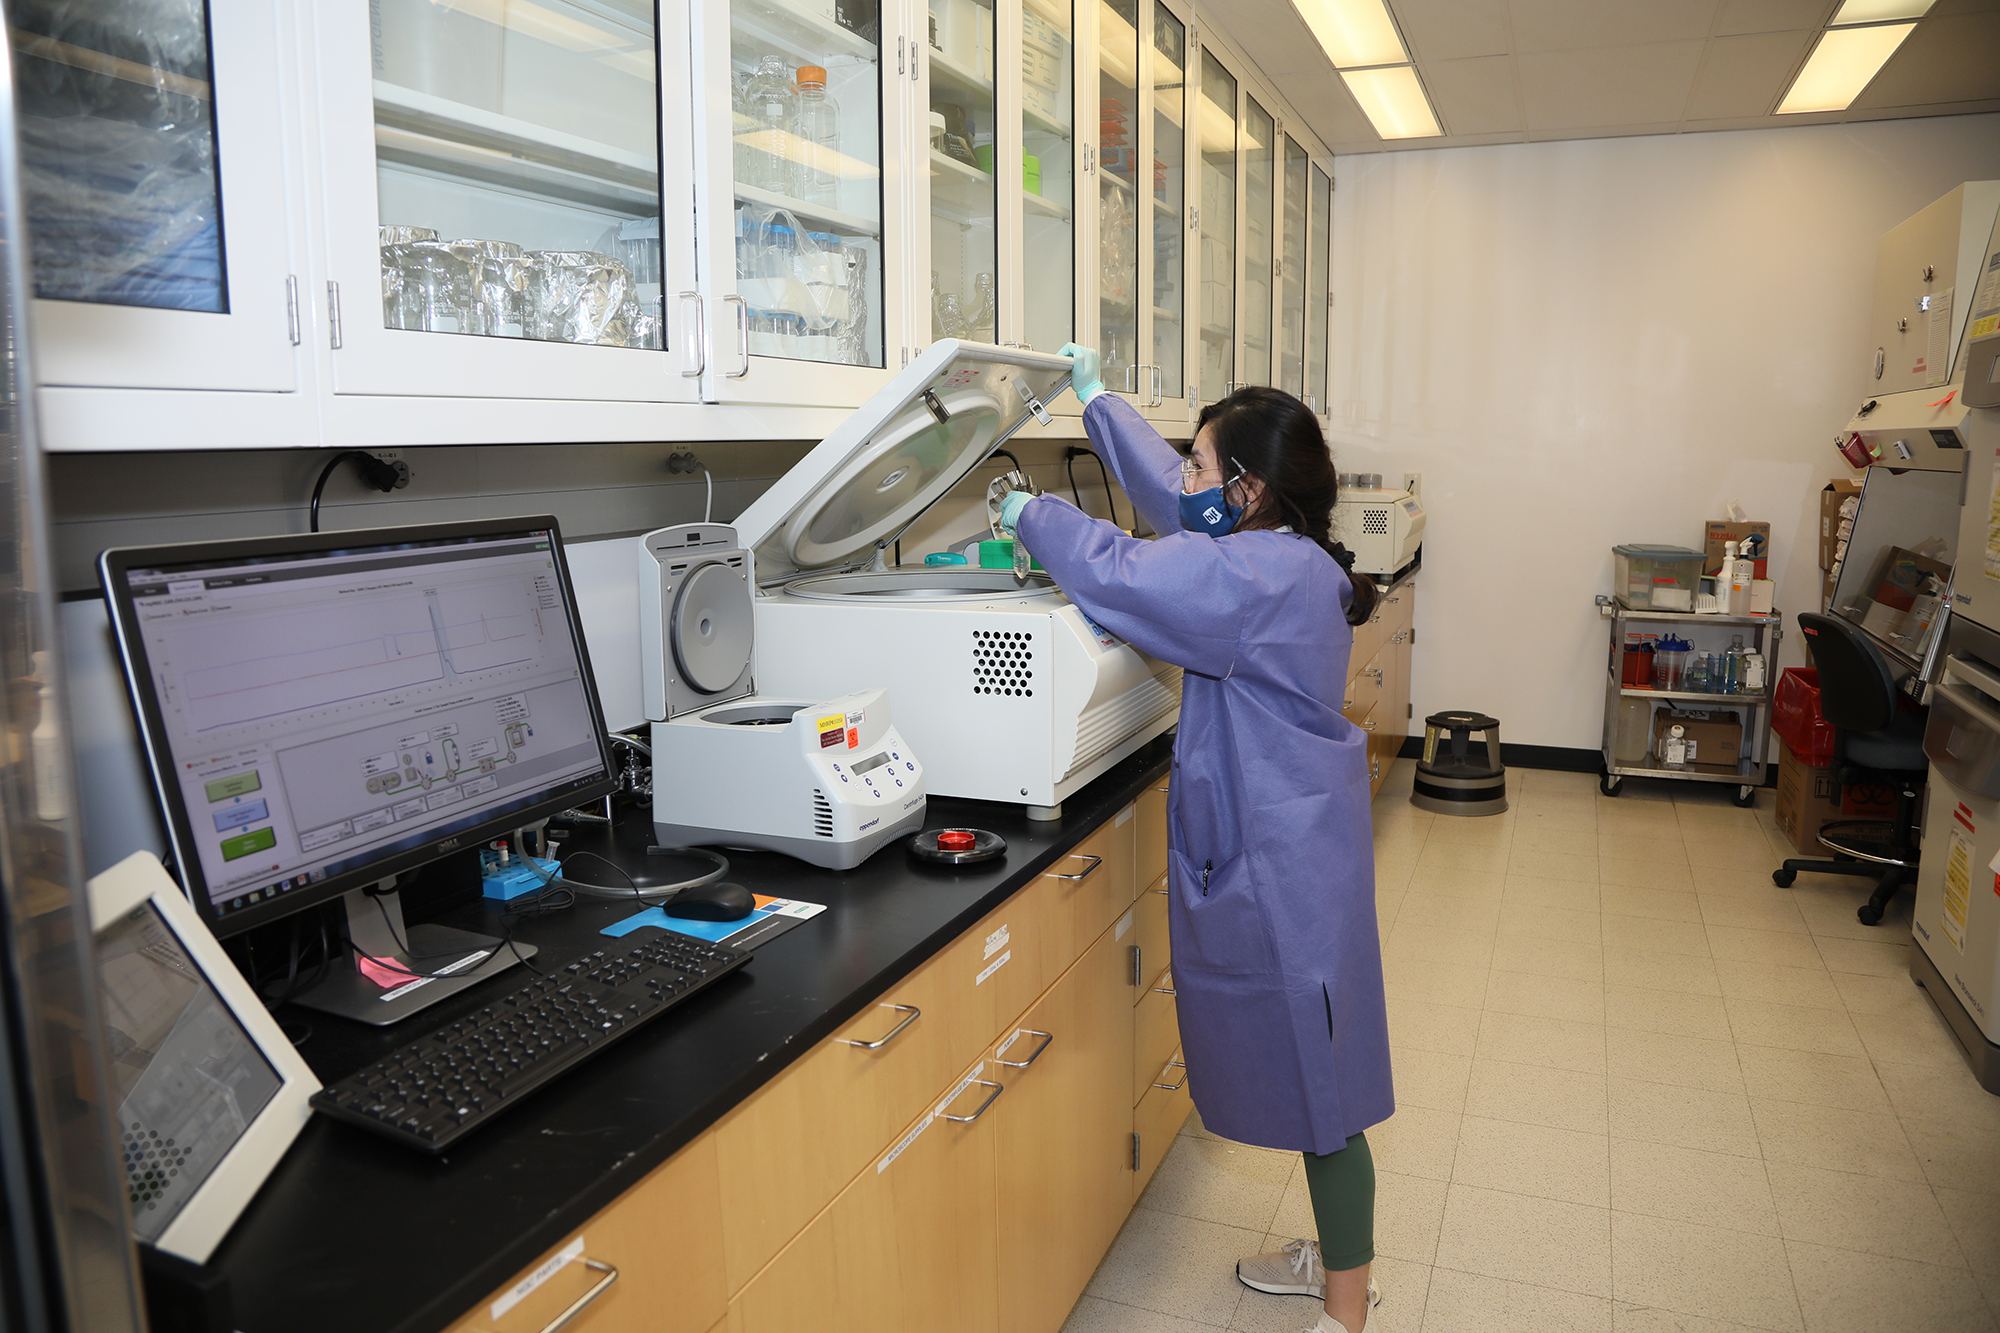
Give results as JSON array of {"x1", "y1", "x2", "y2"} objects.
[
  {"x1": 1278, "y1": 135, "x2": 1307, "y2": 397},
  {"x1": 16, "y1": 0, "x2": 298, "y2": 392},
  {"x1": 729, "y1": 0, "x2": 885, "y2": 367},
  {"x1": 1196, "y1": 49, "x2": 1233, "y2": 404},
  {"x1": 1149, "y1": 3, "x2": 1185, "y2": 410},
  {"x1": 1240, "y1": 96, "x2": 1273, "y2": 389},
  {"x1": 1097, "y1": 0, "x2": 1139, "y2": 393},
  {"x1": 1020, "y1": 0, "x2": 1074, "y2": 352},
  {"x1": 927, "y1": 0, "x2": 997, "y2": 342},
  {"x1": 1307, "y1": 162, "x2": 1330, "y2": 415}
]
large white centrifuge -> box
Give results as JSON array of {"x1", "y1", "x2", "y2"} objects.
[{"x1": 730, "y1": 341, "x2": 1183, "y2": 817}]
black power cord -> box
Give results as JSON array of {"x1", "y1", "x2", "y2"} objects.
[
  {"x1": 1064, "y1": 446, "x2": 1121, "y2": 530},
  {"x1": 309, "y1": 450, "x2": 412, "y2": 532}
]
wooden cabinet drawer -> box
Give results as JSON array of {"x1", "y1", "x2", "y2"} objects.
[
  {"x1": 447, "y1": 1134, "x2": 723, "y2": 1333},
  {"x1": 1133, "y1": 1048, "x2": 1193, "y2": 1201},
  {"x1": 1134, "y1": 781, "x2": 1169, "y2": 894},
  {"x1": 1035, "y1": 819, "x2": 1134, "y2": 975},
  {"x1": 1132, "y1": 966, "x2": 1179, "y2": 1106},
  {"x1": 1345, "y1": 644, "x2": 1386, "y2": 727},
  {"x1": 1130, "y1": 876, "x2": 1169, "y2": 1007}
]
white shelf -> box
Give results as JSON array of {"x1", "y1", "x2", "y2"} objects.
[
  {"x1": 1023, "y1": 104, "x2": 1071, "y2": 138},
  {"x1": 373, "y1": 82, "x2": 658, "y2": 214},
  {"x1": 927, "y1": 47, "x2": 993, "y2": 100},
  {"x1": 1023, "y1": 188, "x2": 1071, "y2": 221},
  {"x1": 735, "y1": 182, "x2": 882, "y2": 237},
  {"x1": 929, "y1": 149, "x2": 997, "y2": 225},
  {"x1": 732, "y1": 0, "x2": 879, "y2": 65}
]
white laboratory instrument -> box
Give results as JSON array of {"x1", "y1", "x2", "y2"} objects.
[
  {"x1": 1333, "y1": 483, "x2": 1425, "y2": 581},
  {"x1": 732, "y1": 340, "x2": 1183, "y2": 818},
  {"x1": 638, "y1": 523, "x2": 926, "y2": 868}
]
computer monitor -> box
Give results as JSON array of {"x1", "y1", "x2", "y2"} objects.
[{"x1": 99, "y1": 516, "x2": 620, "y2": 1025}]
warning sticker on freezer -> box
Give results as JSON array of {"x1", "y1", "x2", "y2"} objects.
[
  {"x1": 1943, "y1": 828, "x2": 1972, "y2": 954},
  {"x1": 1986, "y1": 450, "x2": 2000, "y2": 579},
  {"x1": 817, "y1": 714, "x2": 845, "y2": 749}
]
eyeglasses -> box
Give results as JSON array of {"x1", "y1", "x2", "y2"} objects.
[{"x1": 1180, "y1": 455, "x2": 1246, "y2": 496}]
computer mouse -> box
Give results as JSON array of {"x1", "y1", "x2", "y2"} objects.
[{"x1": 662, "y1": 881, "x2": 757, "y2": 921}]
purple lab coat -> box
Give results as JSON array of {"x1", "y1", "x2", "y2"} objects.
[{"x1": 1015, "y1": 395, "x2": 1392, "y2": 1154}]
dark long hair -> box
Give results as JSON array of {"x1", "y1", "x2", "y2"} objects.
[{"x1": 1195, "y1": 386, "x2": 1380, "y2": 626}]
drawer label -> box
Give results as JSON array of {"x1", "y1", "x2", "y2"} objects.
[
  {"x1": 984, "y1": 924, "x2": 1010, "y2": 959},
  {"x1": 877, "y1": 1110, "x2": 934, "y2": 1175},
  {"x1": 975, "y1": 950, "x2": 1011, "y2": 986},
  {"x1": 1116, "y1": 805, "x2": 1135, "y2": 826},
  {"x1": 1115, "y1": 909, "x2": 1134, "y2": 941},
  {"x1": 491, "y1": 1236, "x2": 584, "y2": 1322}
]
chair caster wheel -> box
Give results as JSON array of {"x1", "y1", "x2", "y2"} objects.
[
  {"x1": 1857, "y1": 903, "x2": 1884, "y2": 926},
  {"x1": 1772, "y1": 868, "x2": 1797, "y2": 888},
  {"x1": 1600, "y1": 775, "x2": 1621, "y2": 797},
  {"x1": 1733, "y1": 786, "x2": 1756, "y2": 807}
]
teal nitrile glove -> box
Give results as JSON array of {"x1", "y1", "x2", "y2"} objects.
[
  {"x1": 1059, "y1": 342, "x2": 1105, "y2": 405},
  {"x1": 998, "y1": 489, "x2": 1033, "y2": 535}
]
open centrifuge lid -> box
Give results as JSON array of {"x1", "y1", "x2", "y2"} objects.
[{"x1": 732, "y1": 340, "x2": 1074, "y2": 585}]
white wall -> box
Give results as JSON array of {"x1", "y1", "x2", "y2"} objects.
[{"x1": 1328, "y1": 114, "x2": 2000, "y2": 754}]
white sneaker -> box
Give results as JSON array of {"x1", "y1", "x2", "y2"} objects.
[
  {"x1": 1302, "y1": 1304, "x2": 1376, "y2": 1333},
  {"x1": 1237, "y1": 1238, "x2": 1381, "y2": 1305}
]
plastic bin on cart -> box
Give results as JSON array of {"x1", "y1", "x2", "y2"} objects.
[
  {"x1": 1772, "y1": 667, "x2": 1835, "y2": 765},
  {"x1": 1612, "y1": 545, "x2": 1705, "y2": 611}
]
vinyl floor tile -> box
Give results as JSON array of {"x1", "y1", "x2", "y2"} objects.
[
  {"x1": 1483, "y1": 969, "x2": 1608, "y2": 1024},
  {"x1": 1783, "y1": 1241, "x2": 1997, "y2": 1333},
  {"x1": 1703, "y1": 925, "x2": 1827, "y2": 969},
  {"x1": 1084, "y1": 1207, "x2": 1264, "y2": 1326},
  {"x1": 1420, "y1": 1268, "x2": 1613, "y2": 1333},
  {"x1": 1434, "y1": 1183, "x2": 1612, "y2": 1297},
  {"x1": 1464, "y1": 1057, "x2": 1609, "y2": 1134},
  {"x1": 1606, "y1": 1077, "x2": 1761, "y2": 1159},
  {"x1": 1452, "y1": 1114, "x2": 1610, "y2": 1207},
  {"x1": 1765, "y1": 1160, "x2": 1965, "y2": 1266},
  {"x1": 1608, "y1": 1137, "x2": 1779, "y2": 1235},
  {"x1": 1608, "y1": 1212, "x2": 1801, "y2": 1332},
  {"x1": 1605, "y1": 984, "x2": 1734, "y2": 1041},
  {"x1": 1605, "y1": 1028, "x2": 1744, "y2": 1095},
  {"x1": 1137, "y1": 1135, "x2": 1296, "y2": 1233},
  {"x1": 1747, "y1": 1097, "x2": 1925, "y2": 1183}
]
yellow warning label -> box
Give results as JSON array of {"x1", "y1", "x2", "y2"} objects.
[
  {"x1": 1972, "y1": 314, "x2": 1999, "y2": 340},
  {"x1": 1944, "y1": 829, "x2": 1972, "y2": 954}
]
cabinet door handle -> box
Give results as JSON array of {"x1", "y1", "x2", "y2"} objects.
[
  {"x1": 1051, "y1": 853, "x2": 1103, "y2": 882},
  {"x1": 1363, "y1": 720, "x2": 1378, "y2": 732},
  {"x1": 722, "y1": 294, "x2": 750, "y2": 377},
  {"x1": 678, "y1": 291, "x2": 705, "y2": 378},
  {"x1": 843, "y1": 1003, "x2": 920, "y2": 1050},
  {"x1": 1153, "y1": 973, "x2": 1175, "y2": 995},
  {"x1": 1153, "y1": 1059, "x2": 1188, "y2": 1091},
  {"x1": 994, "y1": 1027, "x2": 1055, "y2": 1069},
  {"x1": 1153, "y1": 884, "x2": 1169, "y2": 895},
  {"x1": 526, "y1": 1258, "x2": 618, "y2": 1333},
  {"x1": 1153, "y1": 363, "x2": 1164, "y2": 406},
  {"x1": 938, "y1": 1078, "x2": 1005, "y2": 1123}
]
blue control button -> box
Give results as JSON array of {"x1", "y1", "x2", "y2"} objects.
[
  {"x1": 840, "y1": 774, "x2": 849, "y2": 783},
  {"x1": 906, "y1": 762, "x2": 915, "y2": 771}
]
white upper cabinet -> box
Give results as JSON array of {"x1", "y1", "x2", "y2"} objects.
[
  {"x1": 18, "y1": 0, "x2": 301, "y2": 393},
  {"x1": 313, "y1": 0, "x2": 701, "y2": 403},
  {"x1": 1278, "y1": 133, "x2": 1306, "y2": 400},
  {"x1": 1306, "y1": 159, "x2": 1331, "y2": 418},
  {"x1": 1238, "y1": 93, "x2": 1273, "y2": 391},
  {"x1": 1144, "y1": 0, "x2": 1189, "y2": 424}
]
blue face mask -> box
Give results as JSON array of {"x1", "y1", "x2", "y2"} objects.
[{"x1": 1179, "y1": 485, "x2": 1241, "y2": 537}]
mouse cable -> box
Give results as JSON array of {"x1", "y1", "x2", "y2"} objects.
[{"x1": 511, "y1": 828, "x2": 728, "y2": 902}]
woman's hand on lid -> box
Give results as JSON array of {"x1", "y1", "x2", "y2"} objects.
[{"x1": 1060, "y1": 343, "x2": 1105, "y2": 405}]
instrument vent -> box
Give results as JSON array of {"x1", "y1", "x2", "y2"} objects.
[
  {"x1": 812, "y1": 789, "x2": 834, "y2": 837},
  {"x1": 1361, "y1": 508, "x2": 1390, "y2": 536},
  {"x1": 970, "y1": 629, "x2": 1035, "y2": 698}
]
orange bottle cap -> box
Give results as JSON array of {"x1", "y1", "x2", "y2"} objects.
[{"x1": 797, "y1": 65, "x2": 827, "y2": 85}]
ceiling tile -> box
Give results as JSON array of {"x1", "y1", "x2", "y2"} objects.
[
  {"x1": 1524, "y1": 120, "x2": 1683, "y2": 138},
  {"x1": 1517, "y1": 40, "x2": 1709, "y2": 126},
  {"x1": 1930, "y1": 0, "x2": 2000, "y2": 13},
  {"x1": 1510, "y1": 0, "x2": 1721, "y2": 52},
  {"x1": 1214, "y1": 1, "x2": 1327, "y2": 76},
  {"x1": 1272, "y1": 70, "x2": 1386, "y2": 145},
  {"x1": 1683, "y1": 29, "x2": 1815, "y2": 117},
  {"x1": 1715, "y1": 0, "x2": 1834, "y2": 33},
  {"x1": 1422, "y1": 55, "x2": 1524, "y2": 131},
  {"x1": 1392, "y1": 0, "x2": 1513, "y2": 60},
  {"x1": 1680, "y1": 109, "x2": 1849, "y2": 127},
  {"x1": 1854, "y1": 10, "x2": 2000, "y2": 106}
]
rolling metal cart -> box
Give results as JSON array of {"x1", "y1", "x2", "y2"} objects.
[{"x1": 1598, "y1": 599, "x2": 1783, "y2": 806}]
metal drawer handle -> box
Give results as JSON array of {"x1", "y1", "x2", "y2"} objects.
[
  {"x1": 1153, "y1": 1059, "x2": 1188, "y2": 1091},
  {"x1": 843, "y1": 1003, "x2": 920, "y2": 1050},
  {"x1": 939, "y1": 1078, "x2": 1004, "y2": 1123},
  {"x1": 1363, "y1": 721, "x2": 1378, "y2": 732},
  {"x1": 1152, "y1": 884, "x2": 1169, "y2": 895},
  {"x1": 1153, "y1": 976, "x2": 1175, "y2": 995},
  {"x1": 723, "y1": 294, "x2": 750, "y2": 377},
  {"x1": 526, "y1": 1258, "x2": 618, "y2": 1333},
  {"x1": 995, "y1": 1027, "x2": 1055, "y2": 1069},
  {"x1": 1052, "y1": 853, "x2": 1103, "y2": 882}
]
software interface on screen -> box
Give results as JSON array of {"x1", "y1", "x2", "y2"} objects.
[{"x1": 118, "y1": 530, "x2": 603, "y2": 920}]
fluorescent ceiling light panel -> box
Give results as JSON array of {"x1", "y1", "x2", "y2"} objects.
[
  {"x1": 1777, "y1": 21, "x2": 1916, "y2": 112},
  {"x1": 1341, "y1": 66, "x2": 1441, "y2": 138},
  {"x1": 1292, "y1": 0, "x2": 1407, "y2": 68},
  {"x1": 1829, "y1": 0, "x2": 1933, "y2": 24}
]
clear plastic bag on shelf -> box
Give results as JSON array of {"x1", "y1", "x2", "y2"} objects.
[
  {"x1": 737, "y1": 206, "x2": 853, "y2": 360},
  {"x1": 13, "y1": 0, "x2": 225, "y2": 312}
]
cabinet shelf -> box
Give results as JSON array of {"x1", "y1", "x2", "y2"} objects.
[
  {"x1": 929, "y1": 150, "x2": 997, "y2": 226},
  {"x1": 926, "y1": 48, "x2": 993, "y2": 100},
  {"x1": 732, "y1": 0, "x2": 880, "y2": 66},
  {"x1": 735, "y1": 182, "x2": 882, "y2": 237},
  {"x1": 1023, "y1": 189, "x2": 1071, "y2": 221},
  {"x1": 373, "y1": 82, "x2": 658, "y2": 214},
  {"x1": 1023, "y1": 104, "x2": 1071, "y2": 138},
  {"x1": 1614, "y1": 682, "x2": 1772, "y2": 707}
]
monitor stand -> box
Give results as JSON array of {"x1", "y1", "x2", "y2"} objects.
[{"x1": 288, "y1": 882, "x2": 533, "y2": 1027}]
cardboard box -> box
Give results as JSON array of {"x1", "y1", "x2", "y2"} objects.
[
  {"x1": 1651, "y1": 707, "x2": 1744, "y2": 773},
  {"x1": 1819, "y1": 479, "x2": 1863, "y2": 571},
  {"x1": 1774, "y1": 744, "x2": 1842, "y2": 855},
  {"x1": 1703, "y1": 521, "x2": 1772, "y2": 579}
]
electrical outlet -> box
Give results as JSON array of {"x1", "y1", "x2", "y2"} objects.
[{"x1": 1402, "y1": 472, "x2": 1421, "y2": 498}]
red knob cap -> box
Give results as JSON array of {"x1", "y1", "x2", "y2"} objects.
[{"x1": 937, "y1": 830, "x2": 976, "y2": 852}]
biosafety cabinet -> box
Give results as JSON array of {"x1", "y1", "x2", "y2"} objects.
[{"x1": 19, "y1": 0, "x2": 1338, "y2": 451}]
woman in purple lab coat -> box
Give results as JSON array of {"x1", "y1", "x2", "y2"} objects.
[{"x1": 997, "y1": 345, "x2": 1391, "y2": 1333}]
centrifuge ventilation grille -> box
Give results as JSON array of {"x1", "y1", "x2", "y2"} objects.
[
  {"x1": 969, "y1": 629, "x2": 1036, "y2": 699},
  {"x1": 1361, "y1": 508, "x2": 1390, "y2": 535},
  {"x1": 812, "y1": 790, "x2": 834, "y2": 837}
]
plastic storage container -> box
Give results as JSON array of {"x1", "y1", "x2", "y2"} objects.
[
  {"x1": 1613, "y1": 545, "x2": 1706, "y2": 611},
  {"x1": 1771, "y1": 667, "x2": 1835, "y2": 765}
]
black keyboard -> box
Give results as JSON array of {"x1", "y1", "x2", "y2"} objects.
[{"x1": 311, "y1": 934, "x2": 749, "y2": 1152}]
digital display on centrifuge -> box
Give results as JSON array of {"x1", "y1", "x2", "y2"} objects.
[{"x1": 851, "y1": 752, "x2": 891, "y2": 776}]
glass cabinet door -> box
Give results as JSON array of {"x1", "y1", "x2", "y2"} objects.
[
  {"x1": 1019, "y1": 0, "x2": 1075, "y2": 353},
  {"x1": 1307, "y1": 161, "x2": 1330, "y2": 416},
  {"x1": 1196, "y1": 49, "x2": 1234, "y2": 404},
  {"x1": 926, "y1": 0, "x2": 997, "y2": 342},
  {"x1": 1096, "y1": 0, "x2": 1140, "y2": 395},
  {"x1": 1148, "y1": 2, "x2": 1186, "y2": 415},
  {"x1": 1239, "y1": 96, "x2": 1273, "y2": 389},
  {"x1": 318, "y1": 0, "x2": 699, "y2": 402},
  {"x1": 16, "y1": 0, "x2": 298, "y2": 392},
  {"x1": 1278, "y1": 135, "x2": 1307, "y2": 398}
]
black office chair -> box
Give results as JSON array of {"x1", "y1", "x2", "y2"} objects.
[{"x1": 1772, "y1": 613, "x2": 1927, "y2": 925}]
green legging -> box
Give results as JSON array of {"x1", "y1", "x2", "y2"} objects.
[{"x1": 1302, "y1": 1132, "x2": 1375, "y2": 1272}]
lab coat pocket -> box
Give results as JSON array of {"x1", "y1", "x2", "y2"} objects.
[{"x1": 1168, "y1": 848, "x2": 1277, "y2": 975}]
